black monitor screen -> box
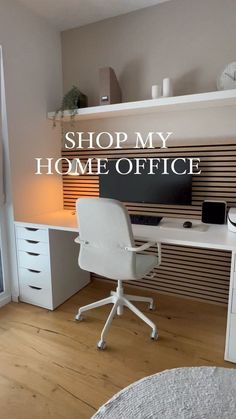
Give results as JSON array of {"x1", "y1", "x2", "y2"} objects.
[{"x1": 99, "y1": 158, "x2": 192, "y2": 205}]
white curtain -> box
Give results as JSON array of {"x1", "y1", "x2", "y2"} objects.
[{"x1": 0, "y1": 130, "x2": 4, "y2": 207}]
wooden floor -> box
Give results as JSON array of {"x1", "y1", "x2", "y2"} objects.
[{"x1": 0, "y1": 280, "x2": 235, "y2": 419}]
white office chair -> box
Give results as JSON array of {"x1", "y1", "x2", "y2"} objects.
[{"x1": 75, "y1": 197, "x2": 161, "y2": 350}]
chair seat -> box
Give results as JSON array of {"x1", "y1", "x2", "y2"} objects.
[{"x1": 135, "y1": 254, "x2": 158, "y2": 280}]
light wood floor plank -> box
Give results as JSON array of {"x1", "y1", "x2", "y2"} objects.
[{"x1": 0, "y1": 279, "x2": 235, "y2": 418}]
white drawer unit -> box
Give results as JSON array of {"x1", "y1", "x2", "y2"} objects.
[
  {"x1": 228, "y1": 314, "x2": 236, "y2": 363},
  {"x1": 18, "y1": 267, "x2": 51, "y2": 288},
  {"x1": 16, "y1": 226, "x2": 48, "y2": 242},
  {"x1": 233, "y1": 271, "x2": 236, "y2": 290},
  {"x1": 234, "y1": 254, "x2": 236, "y2": 273},
  {"x1": 225, "y1": 252, "x2": 236, "y2": 363},
  {"x1": 15, "y1": 222, "x2": 90, "y2": 310},
  {"x1": 19, "y1": 283, "x2": 52, "y2": 310},
  {"x1": 231, "y1": 289, "x2": 236, "y2": 314},
  {"x1": 18, "y1": 250, "x2": 50, "y2": 272},
  {"x1": 17, "y1": 238, "x2": 49, "y2": 255}
]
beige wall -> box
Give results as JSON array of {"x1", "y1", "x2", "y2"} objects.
[
  {"x1": 0, "y1": 0, "x2": 63, "y2": 219},
  {"x1": 61, "y1": 0, "x2": 236, "y2": 143},
  {"x1": 0, "y1": 0, "x2": 63, "y2": 299}
]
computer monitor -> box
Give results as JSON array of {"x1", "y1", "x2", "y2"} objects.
[{"x1": 99, "y1": 158, "x2": 192, "y2": 205}]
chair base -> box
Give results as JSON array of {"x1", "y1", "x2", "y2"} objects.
[{"x1": 75, "y1": 281, "x2": 158, "y2": 349}]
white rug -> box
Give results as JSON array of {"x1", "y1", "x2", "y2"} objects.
[{"x1": 92, "y1": 367, "x2": 236, "y2": 419}]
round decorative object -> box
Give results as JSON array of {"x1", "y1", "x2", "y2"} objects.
[
  {"x1": 92, "y1": 367, "x2": 236, "y2": 419},
  {"x1": 217, "y1": 62, "x2": 236, "y2": 90}
]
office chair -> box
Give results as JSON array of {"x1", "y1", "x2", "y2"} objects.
[{"x1": 75, "y1": 197, "x2": 161, "y2": 350}]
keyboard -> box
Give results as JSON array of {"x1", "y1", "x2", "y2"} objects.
[{"x1": 130, "y1": 214, "x2": 162, "y2": 226}]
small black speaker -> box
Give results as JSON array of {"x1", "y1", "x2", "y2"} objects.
[{"x1": 201, "y1": 200, "x2": 227, "y2": 224}]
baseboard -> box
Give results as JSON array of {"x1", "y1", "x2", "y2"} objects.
[{"x1": 0, "y1": 294, "x2": 11, "y2": 307}]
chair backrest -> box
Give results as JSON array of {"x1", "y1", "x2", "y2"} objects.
[{"x1": 76, "y1": 197, "x2": 136, "y2": 280}]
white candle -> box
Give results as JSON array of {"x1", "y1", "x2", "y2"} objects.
[{"x1": 151, "y1": 84, "x2": 162, "y2": 99}]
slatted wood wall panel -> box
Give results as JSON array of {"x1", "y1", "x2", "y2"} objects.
[
  {"x1": 61, "y1": 142, "x2": 235, "y2": 305},
  {"x1": 92, "y1": 244, "x2": 231, "y2": 305},
  {"x1": 62, "y1": 143, "x2": 236, "y2": 219}
]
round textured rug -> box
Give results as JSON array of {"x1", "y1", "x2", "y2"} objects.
[{"x1": 92, "y1": 367, "x2": 236, "y2": 419}]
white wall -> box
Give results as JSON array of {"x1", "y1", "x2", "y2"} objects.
[
  {"x1": 0, "y1": 0, "x2": 63, "y2": 219},
  {"x1": 61, "y1": 0, "x2": 236, "y2": 144},
  {"x1": 0, "y1": 0, "x2": 63, "y2": 299}
]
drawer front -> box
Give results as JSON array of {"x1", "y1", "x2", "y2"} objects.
[
  {"x1": 18, "y1": 251, "x2": 50, "y2": 272},
  {"x1": 228, "y1": 313, "x2": 236, "y2": 362},
  {"x1": 233, "y1": 272, "x2": 236, "y2": 289},
  {"x1": 16, "y1": 226, "x2": 48, "y2": 242},
  {"x1": 234, "y1": 253, "x2": 236, "y2": 272},
  {"x1": 232, "y1": 289, "x2": 236, "y2": 314},
  {"x1": 18, "y1": 267, "x2": 51, "y2": 289},
  {"x1": 17, "y1": 239, "x2": 49, "y2": 255},
  {"x1": 19, "y1": 283, "x2": 52, "y2": 309}
]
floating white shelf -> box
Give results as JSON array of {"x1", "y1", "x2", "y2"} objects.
[{"x1": 48, "y1": 89, "x2": 236, "y2": 122}]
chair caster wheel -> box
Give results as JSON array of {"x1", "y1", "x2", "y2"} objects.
[
  {"x1": 75, "y1": 314, "x2": 83, "y2": 321},
  {"x1": 150, "y1": 330, "x2": 158, "y2": 341},
  {"x1": 97, "y1": 340, "x2": 106, "y2": 350},
  {"x1": 149, "y1": 303, "x2": 156, "y2": 311}
]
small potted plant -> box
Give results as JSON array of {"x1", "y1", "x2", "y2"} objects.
[{"x1": 53, "y1": 85, "x2": 88, "y2": 127}]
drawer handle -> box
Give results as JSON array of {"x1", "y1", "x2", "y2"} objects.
[
  {"x1": 28, "y1": 285, "x2": 42, "y2": 291},
  {"x1": 26, "y1": 240, "x2": 39, "y2": 244},
  {"x1": 25, "y1": 227, "x2": 39, "y2": 232},
  {"x1": 26, "y1": 252, "x2": 40, "y2": 256},
  {"x1": 27, "y1": 268, "x2": 41, "y2": 274}
]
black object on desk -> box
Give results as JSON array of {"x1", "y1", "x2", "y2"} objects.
[
  {"x1": 183, "y1": 221, "x2": 192, "y2": 229},
  {"x1": 130, "y1": 214, "x2": 162, "y2": 226},
  {"x1": 201, "y1": 200, "x2": 227, "y2": 224}
]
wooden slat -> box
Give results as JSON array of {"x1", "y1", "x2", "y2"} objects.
[
  {"x1": 91, "y1": 244, "x2": 231, "y2": 306},
  {"x1": 62, "y1": 143, "x2": 236, "y2": 219},
  {"x1": 92, "y1": 274, "x2": 228, "y2": 305}
]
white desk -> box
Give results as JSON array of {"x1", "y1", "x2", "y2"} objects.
[
  {"x1": 14, "y1": 210, "x2": 236, "y2": 363},
  {"x1": 15, "y1": 209, "x2": 236, "y2": 251}
]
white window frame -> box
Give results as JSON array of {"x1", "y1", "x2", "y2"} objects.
[{"x1": 0, "y1": 45, "x2": 18, "y2": 307}]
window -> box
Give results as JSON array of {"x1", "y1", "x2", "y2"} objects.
[
  {"x1": 0, "y1": 252, "x2": 3, "y2": 293},
  {"x1": 0, "y1": 46, "x2": 11, "y2": 307}
]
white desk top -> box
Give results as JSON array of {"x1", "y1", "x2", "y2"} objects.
[
  {"x1": 15, "y1": 210, "x2": 236, "y2": 252},
  {"x1": 15, "y1": 210, "x2": 78, "y2": 232}
]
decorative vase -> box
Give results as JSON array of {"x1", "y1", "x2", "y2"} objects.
[{"x1": 162, "y1": 78, "x2": 173, "y2": 97}]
